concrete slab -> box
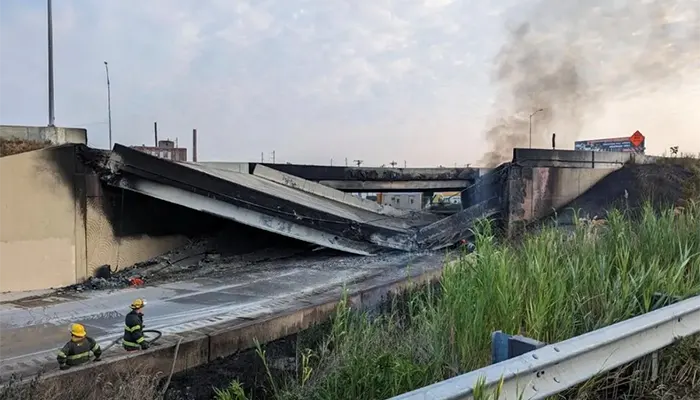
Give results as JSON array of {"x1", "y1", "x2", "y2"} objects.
[
  {"x1": 196, "y1": 161, "x2": 249, "y2": 173},
  {"x1": 252, "y1": 164, "x2": 409, "y2": 217},
  {"x1": 183, "y1": 163, "x2": 431, "y2": 231},
  {"x1": 111, "y1": 176, "x2": 380, "y2": 256},
  {"x1": 0, "y1": 289, "x2": 55, "y2": 304},
  {"x1": 105, "y1": 145, "x2": 442, "y2": 253}
]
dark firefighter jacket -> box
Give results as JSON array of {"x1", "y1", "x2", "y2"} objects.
[
  {"x1": 57, "y1": 336, "x2": 102, "y2": 367},
  {"x1": 123, "y1": 310, "x2": 147, "y2": 350}
]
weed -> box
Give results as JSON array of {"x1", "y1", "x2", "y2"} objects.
[
  {"x1": 229, "y1": 202, "x2": 700, "y2": 400},
  {"x1": 0, "y1": 138, "x2": 52, "y2": 157},
  {"x1": 0, "y1": 363, "x2": 163, "y2": 400}
]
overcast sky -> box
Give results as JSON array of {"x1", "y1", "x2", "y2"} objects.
[{"x1": 1, "y1": 0, "x2": 698, "y2": 166}]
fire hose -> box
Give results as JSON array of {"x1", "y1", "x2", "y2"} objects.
[{"x1": 99, "y1": 329, "x2": 163, "y2": 353}]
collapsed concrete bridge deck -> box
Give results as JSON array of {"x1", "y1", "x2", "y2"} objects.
[
  {"x1": 101, "y1": 144, "x2": 493, "y2": 254},
  {"x1": 1, "y1": 138, "x2": 674, "y2": 390}
]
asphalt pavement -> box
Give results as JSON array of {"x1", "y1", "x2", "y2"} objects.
[{"x1": 0, "y1": 251, "x2": 440, "y2": 382}]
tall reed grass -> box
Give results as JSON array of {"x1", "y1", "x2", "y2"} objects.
[{"x1": 219, "y1": 202, "x2": 700, "y2": 400}]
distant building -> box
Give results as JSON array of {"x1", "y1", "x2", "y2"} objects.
[
  {"x1": 431, "y1": 192, "x2": 462, "y2": 206},
  {"x1": 131, "y1": 139, "x2": 188, "y2": 162},
  {"x1": 377, "y1": 193, "x2": 423, "y2": 211}
]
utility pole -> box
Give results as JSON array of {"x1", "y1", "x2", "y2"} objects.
[
  {"x1": 154, "y1": 122, "x2": 158, "y2": 146},
  {"x1": 192, "y1": 129, "x2": 198, "y2": 162},
  {"x1": 330, "y1": 158, "x2": 333, "y2": 166},
  {"x1": 353, "y1": 159, "x2": 363, "y2": 167},
  {"x1": 345, "y1": 157, "x2": 348, "y2": 166},
  {"x1": 529, "y1": 108, "x2": 544, "y2": 149},
  {"x1": 272, "y1": 150, "x2": 276, "y2": 163},
  {"x1": 47, "y1": 0, "x2": 55, "y2": 126},
  {"x1": 104, "y1": 61, "x2": 112, "y2": 148},
  {"x1": 404, "y1": 160, "x2": 407, "y2": 168},
  {"x1": 261, "y1": 152, "x2": 264, "y2": 162}
]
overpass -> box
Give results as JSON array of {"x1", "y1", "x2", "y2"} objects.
[
  {"x1": 0, "y1": 138, "x2": 665, "y2": 393},
  {"x1": 199, "y1": 162, "x2": 487, "y2": 192}
]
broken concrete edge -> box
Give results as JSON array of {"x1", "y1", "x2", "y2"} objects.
[
  {"x1": 22, "y1": 260, "x2": 449, "y2": 391},
  {"x1": 252, "y1": 164, "x2": 410, "y2": 218},
  {"x1": 111, "y1": 176, "x2": 379, "y2": 256},
  {"x1": 106, "y1": 145, "x2": 416, "y2": 244},
  {"x1": 0, "y1": 125, "x2": 87, "y2": 146}
]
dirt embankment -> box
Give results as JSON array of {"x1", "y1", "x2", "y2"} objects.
[
  {"x1": 558, "y1": 157, "x2": 700, "y2": 222},
  {"x1": 0, "y1": 138, "x2": 52, "y2": 157}
]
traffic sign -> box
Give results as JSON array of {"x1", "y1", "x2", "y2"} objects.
[{"x1": 630, "y1": 130, "x2": 645, "y2": 147}]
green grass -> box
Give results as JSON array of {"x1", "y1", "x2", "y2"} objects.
[{"x1": 217, "y1": 201, "x2": 700, "y2": 400}]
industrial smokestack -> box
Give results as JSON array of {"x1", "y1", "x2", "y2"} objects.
[
  {"x1": 192, "y1": 129, "x2": 198, "y2": 162},
  {"x1": 154, "y1": 122, "x2": 158, "y2": 146}
]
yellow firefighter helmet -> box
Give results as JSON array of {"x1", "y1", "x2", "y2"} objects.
[
  {"x1": 70, "y1": 323, "x2": 86, "y2": 337},
  {"x1": 130, "y1": 298, "x2": 147, "y2": 310}
]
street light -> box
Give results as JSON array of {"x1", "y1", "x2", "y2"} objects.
[
  {"x1": 529, "y1": 108, "x2": 544, "y2": 149},
  {"x1": 104, "y1": 61, "x2": 112, "y2": 149},
  {"x1": 47, "y1": 0, "x2": 55, "y2": 126}
]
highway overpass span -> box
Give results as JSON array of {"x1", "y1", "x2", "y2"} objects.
[{"x1": 200, "y1": 161, "x2": 486, "y2": 192}]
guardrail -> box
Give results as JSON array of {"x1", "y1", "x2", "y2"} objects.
[{"x1": 389, "y1": 294, "x2": 700, "y2": 400}]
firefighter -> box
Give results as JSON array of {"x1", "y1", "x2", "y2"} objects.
[
  {"x1": 123, "y1": 298, "x2": 150, "y2": 351},
  {"x1": 57, "y1": 323, "x2": 102, "y2": 370}
]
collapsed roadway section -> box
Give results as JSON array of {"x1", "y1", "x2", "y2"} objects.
[{"x1": 96, "y1": 144, "x2": 500, "y2": 255}]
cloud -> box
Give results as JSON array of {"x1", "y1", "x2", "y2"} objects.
[
  {"x1": 0, "y1": 0, "x2": 698, "y2": 167},
  {"x1": 480, "y1": 0, "x2": 700, "y2": 165},
  {"x1": 0, "y1": 0, "x2": 507, "y2": 166}
]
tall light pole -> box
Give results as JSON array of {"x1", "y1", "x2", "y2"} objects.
[
  {"x1": 104, "y1": 61, "x2": 112, "y2": 149},
  {"x1": 47, "y1": 0, "x2": 55, "y2": 126},
  {"x1": 529, "y1": 108, "x2": 544, "y2": 148}
]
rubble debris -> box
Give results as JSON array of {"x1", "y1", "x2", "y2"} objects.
[
  {"x1": 93, "y1": 264, "x2": 112, "y2": 279},
  {"x1": 63, "y1": 275, "x2": 131, "y2": 292},
  {"x1": 129, "y1": 277, "x2": 145, "y2": 287}
]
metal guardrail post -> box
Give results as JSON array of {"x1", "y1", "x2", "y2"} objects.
[{"x1": 491, "y1": 331, "x2": 546, "y2": 364}]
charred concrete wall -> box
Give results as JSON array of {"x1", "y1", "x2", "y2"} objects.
[
  {"x1": 0, "y1": 144, "x2": 228, "y2": 292},
  {"x1": 506, "y1": 165, "x2": 617, "y2": 236},
  {"x1": 0, "y1": 146, "x2": 82, "y2": 292},
  {"x1": 503, "y1": 149, "x2": 659, "y2": 236},
  {"x1": 83, "y1": 183, "x2": 187, "y2": 273},
  {"x1": 512, "y1": 148, "x2": 657, "y2": 168},
  {"x1": 84, "y1": 180, "x2": 234, "y2": 272}
]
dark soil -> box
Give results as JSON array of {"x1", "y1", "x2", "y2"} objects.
[
  {"x1": 163, "y1": 335, "x2": 297, "y2": 400},
  {"x1": 164, "y1": 320, "x2": 334, "y2": 400},
  {"x1": 556, "y1": 160, "x2": 700, "y2": 223}
]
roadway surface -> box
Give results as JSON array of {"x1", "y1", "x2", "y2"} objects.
[{"x1": 0, "y1": 251, "x2": 442, "y2": 382}]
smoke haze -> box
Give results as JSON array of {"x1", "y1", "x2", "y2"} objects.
[{"x1": 481, "y1": 0, "x2": 700, "y2": 166}]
